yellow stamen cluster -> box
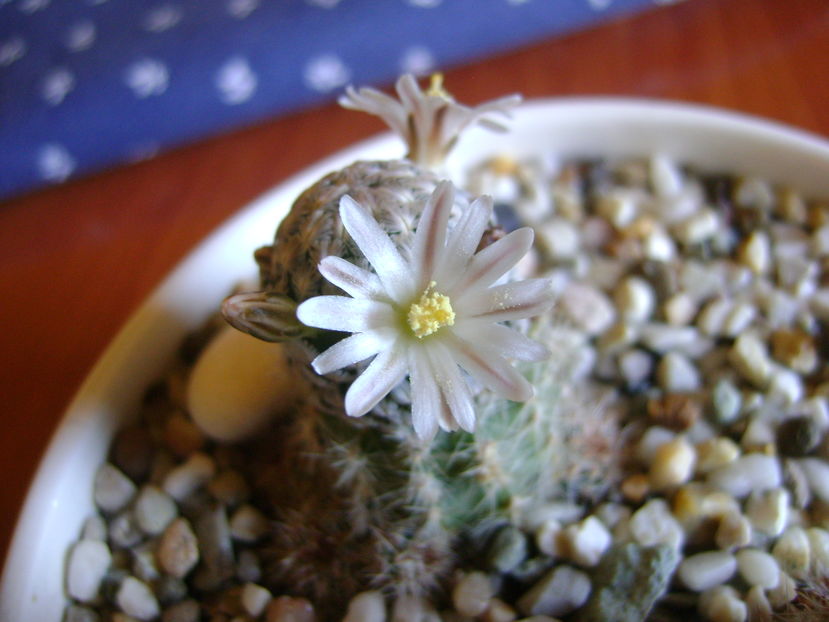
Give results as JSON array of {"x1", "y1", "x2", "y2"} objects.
[
  {"x1": 407, "y1": 281, "x2": 455, "y2": 338},
  {"x1": 426, "y1": 72, "x2": 452, "y2": 100}
]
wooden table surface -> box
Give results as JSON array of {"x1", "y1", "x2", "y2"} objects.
[{"x1": 2, "y1": 0, "x2": 828, "y2": 568}]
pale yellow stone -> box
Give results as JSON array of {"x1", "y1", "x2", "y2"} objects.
[{"x1": 649, "y1": 437, "x2": 696, "y2": 490}]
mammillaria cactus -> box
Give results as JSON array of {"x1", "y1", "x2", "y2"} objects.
[{"x1": 218, "y1": 74, "x2": 611, "y2": 617}]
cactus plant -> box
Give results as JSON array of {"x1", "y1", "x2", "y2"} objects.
[{"x1": 220, "y1": 74, "x2": 617, "y2": 617}]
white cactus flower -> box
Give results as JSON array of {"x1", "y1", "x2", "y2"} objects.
[
  {"x1": 339, "y1": 73, "x2": 521, "y2": 168},
  {"x1": 296, "y1": 181, "x2": 553, "y2": 440}
]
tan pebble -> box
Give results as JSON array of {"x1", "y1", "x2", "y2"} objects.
[
  {"x1": 736, "y1": 548, "x2": 780, "y2": 589},
  {"x1": 739, "y1": 230, "x2": 771, "y2": 274},
  {"x1": 767, "y1": 571, "x2": 797, "y2": 608},
  {"x1": 116, "y1": 577, "x2": 160, "y2": 621},
  {"x1": 744, "y1": 585, "x2": 772, "y2": 622},
  {"x1": 536, "y1": 520, "x2": 563, "y2": 557},
  {"x1": 596, "y1": 321, "x2": 637, "y2": 354},
  {"x1": 772, "y1": 526, "x2": 810, "y2": 579},
  {"x1": 621, "y1": 473, "x2": 650, "y2": 503},
  {"x1": 208, "y1": 470, "x2": 251, "y2": 507},
  {"x1": 157, "y1": 517, "x2": 199, "y2": 579},
  {"x1": 163, "y1": 412, "x2": 205, "y2": 457},
  {"x1": 614, "y1": 276, "x2": 655, "y2": 323},
  {"x1": 453, "y1": 571, "x2": 494, "y2": 618},
  {"x1": 647, "y1": 394, "x2": 701, "y2": 431},
  {"x1": 656, "y1": 352, "x2": 701, "y2": 393},
  {"x1": 596, "y1": 190, "x2": 639, "y2": 228},
  {"x1": 649, "y1": 436, "x2": 696, "y2": 491},
  {"x1": 241, "y1": 583, "x2": 272, "y2": 618},
  {"x1": 715, "y1": 511, "x2": 752, "y2": 550},
  {"x1": 698, "y1": 585, "x2": 747, "y2": 622},
  {"x1": 770, "y1": 329, "x2": 818, "y2": 374},
  {"x1": 343, "y1": 590, "x2": 385, "y2": 622},
  {"x1": 265, "y1": 596, "x2": 315, "y2": 622},
  {"x1": 636, "y1": 426, "x2": 676, "y2": 465},
  {"x1": 729, "y1": 333, "x2": 772, "y2": 388},
  {"x1": 229, "y1": 504, "x2": 270, "y2": 543},
  {"x1": 663, "y1": 292, "x2": 697, "y2": 326},
  {"x1": 482, "y1": 598, "x2": 516, "y2": 622},
  {"x1": 805, "y1": 527, "x2": 829, "y2": 577},
  {"x1": 696, "y1": 437, "x2": 740, "y2": 475},
  {"x1": 162, "y1": 452, "x2": 216, "y2": 502}
]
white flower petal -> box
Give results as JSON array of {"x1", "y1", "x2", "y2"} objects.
[
  {"x1": 451, "y1": 227, "x2": 534, "y2": 297},
  {"x1": 339, "y1": 195, "x2": 413, "y2": 303},
  {"x1": 319, "y1": 255, "x2": 385, "y2": 299},
  {"x1": 296, "y1": 296, "x2": 394, "y2": 332},
  {"x1": 461, "y1": 278, "x2": 554, "y2": 323},
  {"x1": 311, "y1": 328, "x2": 397, "y2": 375},
  {"x1": 345, "y1": 344, "x2": 408, "y2": 417},
  {"x1": 434, "y1": 195, "x2": 491, "y2": 290},
  {"x1": 338, "y1": 85, "x2": 408, "y2": 138},
  {"x1": 412, "y1": 181, "x2": 454, "y2": 288},
  {"x1": 427, "y1": 342, "x2": 476, "y2": 432},
  {"x1": 408, "y1": 349, "x2": 440, "y2": 440},
  {"x1": 445, "y1": 333, "x2": 533, "y2": 402},
  {"x1": 453, "y1": 321, "x2": 550, "y2": 362}
]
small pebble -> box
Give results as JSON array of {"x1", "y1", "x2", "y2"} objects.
[
  {"x1": 711, "y1": 379, "x2": 742, "y2": 424},
  {"x1": 116, "y1": 576, "x2": 160, "y2": 621},
  {"x1": 618, "y1": 349, "x2": 653, "y2": 388},
  {"x1": 344, "y1": 590, "x2": 386, "y2": 622},
  {"x1": 697, "y1": 585, "x2": 747, "y2": 622},
  {"x1": 133, "y1": 484, "x2": 177, "y2": 536},
  {"x1": 487, "y1": 525, "x2": 528, "y2": 573},
  {"x1": 806, "y1": 527, "x2": 829, "y2": 575},
  {"x1": 648, "y1": 436, "x2": 696, "y2": 490},
  {"x1": 714, "y1": 511, "x2": 752, "y2": 550},
  {"x1": 94, "y1": 463, "x2": 137, "y2": 514},
  {"x1": 162, "y1": 452, "x2": 216, "y2": 502},
  {"x1": 161, "y1": 599, "x2": 199, "y2": 622},
  {"x1": 517, "y1": 565, "x2": 591, "y2": 618},
  {"x1": 229, "y1": 504, "x2": 270, "y2": 543},
  {"x1": 636, "y1": 426, "x2": 676, "y2": 465},
  {"x1": 80, "y1": 515, "x2": 108, "y2": 541},
  {"x1": 63, "y1": 604, "x2": 102, "y2": 622},
  {"x1": 560, "y1": 283, "x2": 615, "y2": 336},
  {"x1": 728, "y1": 333, "x2": 773, "y2": 388},
  {"x1": 745, "y1": 488, "x2": 789, "y2": 537},
  {"x1": 66, "y1": 540, "x2": 112, "y2": 603},
  {"x1": 236, "y1": 549, "x2": 262, "y2": 583},
  {"x1": 677, "y1": 550, "x2": 737, "y2": 592},
  {"x1": 241, "y1": 582, "x2": 272, "y2": 617},
  {"x1": 453, "y1": 571, "x2": 495, "y2": 617},
  {"x1": 744, "y1": 585, "x2": 772, "y2": 622},
  {"x1": 208, "y1": 470, "x2": 251, "y2": 507},
  {"x1": 157, "y1": 517, "x2": 200, "y2": 579},
  {"x1": 695, "y1": 437, "x2": 740, "y2": 475},
  {"x1": 265, "y1": 596, "x2": 315, "y2": 622},
  {"x1": 647, "y1": 394, "x2": 701, "y2": 431},
  {"x1": 560, "y1": 516, "x2": 611, "y2": 567},
  {"x1": 614, "y1": 276, "x2": 655, "y2": 323},
  {"x1": 482, "y1": 598, "x2": 516, "y2": 622},
  {"x1": 736, "y1": 548, "x2": 780, "y2": 589},
  {"x1": 163, "y1": 413, "x2": 206, "y2": 458},
  {"x1": 538, "y1": 218, "x2": 580, "y2": 260},
  {"x1": 796, "y1": 457, "x2": 829, "y2": 502},
  {"x1": 776, "y1": 415, "x2": 822, "y2": 456},
  {"x1": 706, "y1": 453, "x2": 782, "y2": 498},
  {"x1": 109, "y1": 511, "x2": 144, "y2": 549},
  {"x1": 767, "y1": 571, "x2": 798, "y2": 608},
  {"x1": 629, "y1": 499, "x2": 684, "y2": 550},
  {"x1": 193, "y1": 505, "x2": 235, "y2": 590},
  {"x1": 772, "y1": 525, "x2": 810, "y2": 579},
  {"x1": 739, "y1": 230, "x2": 772, "y2": 274}
]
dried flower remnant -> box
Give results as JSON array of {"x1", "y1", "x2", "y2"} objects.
[
  {"x1": 339, "y1": 73, "x2": 521, "y2": 168},
  {"x1": 297, "y1": 180, "x2": 554, "y2": 439}
]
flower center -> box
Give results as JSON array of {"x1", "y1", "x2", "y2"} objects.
[{"x1": 407, "y1": 281, "x2": 455, "y2": 338}]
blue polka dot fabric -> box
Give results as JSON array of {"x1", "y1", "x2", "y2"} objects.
[{"x1": 0, "y1": 0, "x2": 663, "y2": 200}]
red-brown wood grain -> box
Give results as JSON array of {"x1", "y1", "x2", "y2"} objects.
[{"x1": 2, "y1": 0, "x2": 828, "y2": 566}]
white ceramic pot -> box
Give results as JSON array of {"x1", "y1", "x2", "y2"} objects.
[{"x1": 3, "y1": 99, "x2": 829, "y2": 622}]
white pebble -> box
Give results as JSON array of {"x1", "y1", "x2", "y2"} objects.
[
  {"x1": 707, "y1": 453, "x2": 782, "y2": 498},
  {"x1": 744, "y1": 585, "x2": 772, "y2": 621},
  {"x1": 736, "y1": 548, "x2": 780, "y2": 589},
  {"x1": 483, "y1": 598, "x2": 517, "y2": 622},
  {"x1": 768, "y1": 367, "x2": 804, "y2": 404},
  {"x1": 796, "y1": 457, "x2": 829, "y2": 503},
  {"x1": 453, "y1": 571, "x2": 495, "y2": 617},
  {"x1": 806, "y1": 527, "x2": 829, "y2": 577},
  {"x1": 674, "y1": 208, "x2": 719, "y2": 246},
  {"x1": 517, "y1": 565, "x2": 591, "y2": 617},
  {"x1": 722, "y1": 301, "x2": 756, "y2": 337},
  {"x1": 229, "y1": 504, "x2": 270, "y2": 543},
  {"x1": 618, "y1": 349, "x2": 653, "y2": 388},
  {"x1": 629, "y1": 499, "x2": 684, "y2": 549},
  {"x1": 643, "y1": 228, "x2": 677, "y2": 261},
  {"x1": 639, "y1": 324, "x2": 699, "y2": 354},
  {"x1": 729, "y1": 333, "x2": 772, "y2": 388},
  {"x1": 538, "y1": 218, "x2": 580, "y2": 260},
  {"x1": 614, "y1": 277, "x2": 655, "y2": 323},
  {"x1": 133, "y1": 484, "x2": 177, "y2": 535},
  {"x1": 596, "y1": 190, "x2": 639, "y2": 228},
  {"x1": 776, "y1": 254, "x2": 818, "y2": 296},
  {"x1": 560, "y1": 283, "x2": 615, "y2": 336},
  {"x1": 344, "y1": 590, "x2": 386, "y2": 622},
  {"x1": 697, "y1": 298, "x2": 731, "y2": 336},
  {"x1": 663, "y1": 292, "x2": 697, "y2": 326},
  {"x1": 649, "y1": 436, "x2": 696, "y2": 490},
  {"x1": 650, "y1": 154, "x2": 684, "y2": 198},
  {"x1": 162, "y1": 452, "x2": 216, "y2": 502},
  {"x1": 560, "y1": 516, "x2": 611, "y2": 567},
  {"x1": 116, "y1": 576, "x2": 160, "y2": 621},
  {"x1": 695, "y1": 437, "x2": 740, "y2": 475},
  {"x1": 677, "y1": 551, "x2": 737, "y2": 592},
  {"x1": 93, "y1": 463, "x2": 136, "y2": 513},
  {"x1": 66, "y1": 540, "x2": 111, "y2": 603},
  {"x1": 740, "y1": 418, "x2": 775, "y2": 450},
  {"x1": 536, "y1": 520, "x2": 563, "y2": 557},
  {"x1": 767, "y1": 571, "x2": 797, "y2": 608},
  {"x1": 698, "y1": 585, "x2": 747, "y2": 622},
  {"x1": 772, "y1": 526, "x2": 810, "y2": 579},
  {"x1": 636, "y1": 426, "x2": 677, "y2": 465},
  {"x1": 745, "y1": 488, "x2": 789, "y2": 537},
  {"x1": 656, "y1": 352, "x2": 701, "y2": 393},
  {"x1": 241, "y1": 582, "x2": 272, "y2": 617},
  {"x1": 188, "y1": 327, "x2": 303, "y2": 442}
]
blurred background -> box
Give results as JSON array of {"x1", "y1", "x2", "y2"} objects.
[{"x1": 2, "y1": 0, "x2": 829, "y2": 564}]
